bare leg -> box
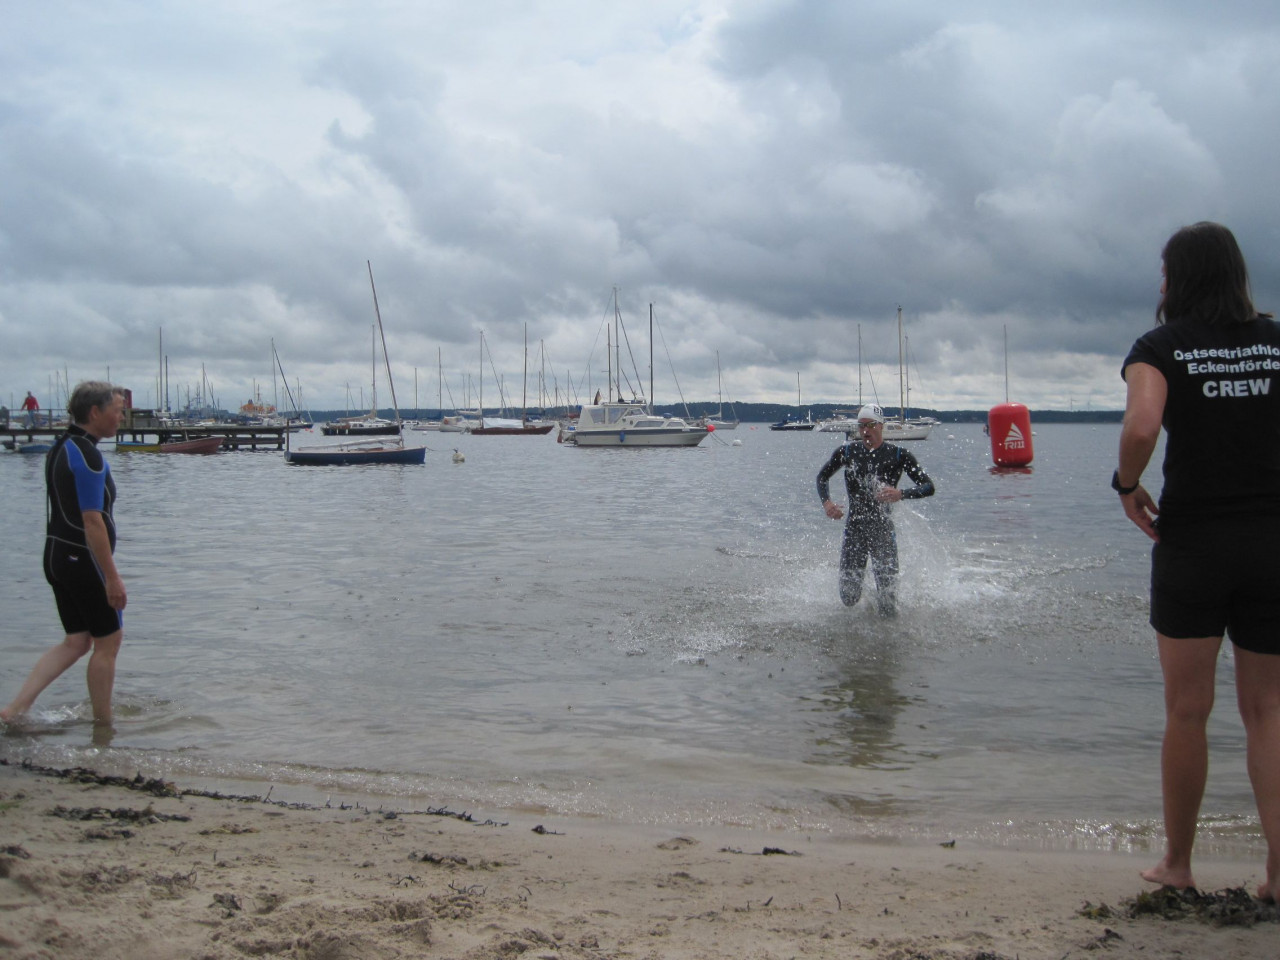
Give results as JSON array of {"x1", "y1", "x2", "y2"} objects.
[
  {"x1": 0, "y1": 632, "x2": 93, "y2": 722},
  {"x1": 1234, "y1": 647, "x2": 1280, "y2": 902},
  {"x1": 86, "y1": 630, "x2": 123, "y2": 726},
  {"x1": 1141, "y1": 632, "x2": 1222, "y2": 891}
]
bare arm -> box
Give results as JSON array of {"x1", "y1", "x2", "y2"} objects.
[
  {"x1": 83, "y1": 511, "x2": 126, "y2": 610},
  {"x1": 1118, "y1": 361, "x2": 1165, "y2": 542}
]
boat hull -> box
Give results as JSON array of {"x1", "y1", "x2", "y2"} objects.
[
  {"x1": 571, "y1": 426, "x2": 708, "y2": 447},
  {"x1": 817, "y1": 417, "x2": 936, "y2": 439},
  {"x1": 883, "y1": 419, "x2": 937, "y2": 441},
  {"x1": 471, "y1": 423, "x2": 556, "y2": 436},
  {"x1": 116, "y1": 436, "x2": 224, "y2": 454},
  {"x1": 817, "y1": 419, "x2": 855, "y2": 432},
  {"x1": 769, "y1": 421, "x2": 815, "y2": 431},
  {"x1": 321, "y1": 422, "x2": 401, "y2": 436},
  {"x1": 285, "y1": 445, "x2": 426, "y2": 466}
]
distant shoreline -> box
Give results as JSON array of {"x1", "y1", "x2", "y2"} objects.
[
  {"x1": 302, "y1": 406, "x2": 1126, "y2": 424},
  {"x1": 665, "y1": 406, "x2": 1125, "y2": 424}
]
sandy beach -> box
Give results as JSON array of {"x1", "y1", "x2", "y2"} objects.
[{"x1": 1, "y1": 760, "x2": 1276, "y2": 959}]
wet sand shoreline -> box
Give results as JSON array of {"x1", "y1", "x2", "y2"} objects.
[{"x1": 2, "y1": 759, "x2": 1276, "y2": 960}]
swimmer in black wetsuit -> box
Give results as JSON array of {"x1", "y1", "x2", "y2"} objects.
[
  {"x1": 816, "y1": 403, "x2": 935, "y2": 615},
  {"x1": 1, "y1": 381, "x2": 127, "y2": 728}
]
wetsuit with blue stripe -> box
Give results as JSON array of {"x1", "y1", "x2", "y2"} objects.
[
  {"x1": 817, "y1": 440, "x2": 935, "y2": 614},
  {"x1": 44, "y1": 423, "x2": 120, "y2": 636}
]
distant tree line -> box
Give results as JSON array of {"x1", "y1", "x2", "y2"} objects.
[
  {"x1": 303, "y1": 403, "x2": 1123, "y2": 424},
  {"x1": 648, "y1": 402, "x2": 1124, "y2": 424}
]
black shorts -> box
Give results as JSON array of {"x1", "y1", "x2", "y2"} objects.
[
  {"x1": 1150, "y1": 515, "x2": 1280, "y2": 655},
  {"x1": 44, "y1": 544, "x2": 122, "y2": 639}
]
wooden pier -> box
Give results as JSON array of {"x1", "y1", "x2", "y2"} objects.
[
  {"x1": 117, "y1": 424, "x2": 297, "y2": 451},
  {"x1": 3, "y1": 422, "x2": 303, "y2": 452}
]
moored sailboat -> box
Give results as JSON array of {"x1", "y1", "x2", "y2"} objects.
[
  {"x1": 470, "y1": 325, "x2": 555, "y2": 435},
  {"x1": 287, "y1": 263, "x2": 425, "y2": 466},
  {"x1": 769, "y1": 373, "x2": 816, "y2": 430},
  {"x1": 693, "y1": 351, "x2": 739, "y2": 430},
  {"x1": 817, "y1": 313, "x2": 936, "y2": 439},
  {"x1": 322, "y1": 325, "x2": 403, "y2": 436},
  {"x1": 884, "y1": 306, "x2": 936, "y2": 441}
]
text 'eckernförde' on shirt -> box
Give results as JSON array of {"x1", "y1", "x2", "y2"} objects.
[{"x1": 1176, "y1": 343, "x2": 1280, "y2": 377}]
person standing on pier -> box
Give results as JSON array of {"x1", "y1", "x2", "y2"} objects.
[
  {"x1": 21, "y1": 391, "x2": 39, "y2": 427},
  {"x1": 1, "y1": 382, "x2": 128, "y2": 729}
]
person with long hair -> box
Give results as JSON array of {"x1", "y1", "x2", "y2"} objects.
[
  {"x1": 1, "y1": 381, "x2": 127, "y2": 729},
  {"x1": 1118, "y1": 222, "x2": 1280, "y2": 901}
]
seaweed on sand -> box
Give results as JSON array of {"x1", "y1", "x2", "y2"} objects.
[{"x1": 1082, "y1": 887, "x2": 1280, "y2": 928}]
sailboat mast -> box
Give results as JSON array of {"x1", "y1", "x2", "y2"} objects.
[
  {"x1": 716, "y1": 351, "x2": 723, "y2": 418},
  {"x1": 896, "y1": 305, "x2": 905, "y2": 424},
  {"x1": 649, "y1": 304, "x2": 654, "y2": 412},
  {"x1": 438, "y1": 346, "x2": 443, "y2": 417},
  {"x1": 366, "y1": 260, "x2": 403, "y2": 423},
  {"x1": 905, "y1": 335, "x2": 910, "y2": 414},
  {"x1": 522, "y1": 322, "x2": 528, "y2": 422},
  {"x1": 479, "y1": 331, "x2": 484, "y2": 426},
  {"x1": 857, "y1": 324, "x2": 862, "y2": 405}
]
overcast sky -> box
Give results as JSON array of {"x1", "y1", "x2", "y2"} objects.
[{"x1": 3, "y1": 0, "x2": 1279, "y2": 415}]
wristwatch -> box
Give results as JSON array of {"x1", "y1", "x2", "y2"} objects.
[{"x1": 1111, "y1": 469, "x2": 1139, "y2": 495}]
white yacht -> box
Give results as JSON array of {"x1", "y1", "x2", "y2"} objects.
[{"x1": 566, "y1": 401, "x2": 709, "y2": 447}]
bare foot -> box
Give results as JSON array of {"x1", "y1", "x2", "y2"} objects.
[
  {"x1": 1258, "y1": 881, "x2": 1278, "y2": 903},
  {"x1": 1141, "y1": 861, "x2": 1196, "y2": 891}
]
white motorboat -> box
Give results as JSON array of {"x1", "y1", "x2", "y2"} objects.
[
  {"x1": 883, "y1": 417, "x2": 938, "y2": 441},
  {"x1": 565, "y1": 292, "x2": 709, "y2": 448},
  {"x1": 817, "y1": 410, "x2": 858, "y2": 432},
  {"x1": 567, "y1": 401, "x2": 709, "y2": 447},
  {"x1": 818, "y1": 411, "x2": 936, "y2": 439},
  {"x1": 439, "y1": 415, "x2": 477, "y2": 433}
]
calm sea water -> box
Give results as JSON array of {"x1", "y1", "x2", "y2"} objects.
[{"x1": 0, "y1": 423, "x2": 1264, "y2": 856}]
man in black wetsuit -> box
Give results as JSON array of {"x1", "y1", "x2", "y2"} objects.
[
  {"x1": 1, "y1": 381, "x2": 127, "y2": 728},
  {"x1": 816, "y1": 403, "x2": 935, "y2": 615}
]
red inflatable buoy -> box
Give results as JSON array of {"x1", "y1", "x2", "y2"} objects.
[{"x1": 988, "y1": 402, "x2": 1033, "y2": 467}]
